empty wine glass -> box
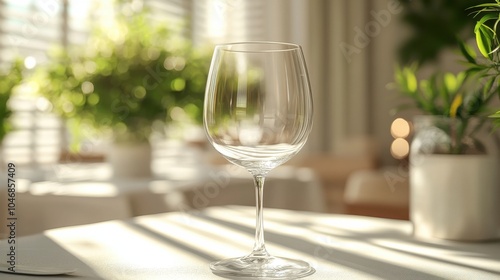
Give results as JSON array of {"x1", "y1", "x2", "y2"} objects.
[{"x1": 203, "y1": 42, "x2": 314, "y2": 279}]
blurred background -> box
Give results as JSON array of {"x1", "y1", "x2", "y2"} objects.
[{"x1": 1, "y1": 0, "x2": 496, "y2": 230}]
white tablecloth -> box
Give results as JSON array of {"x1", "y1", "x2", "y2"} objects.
[
  {"x1": 0, "y1": 164, "x2": 325, "y2": 236},
  {"x1": 0, "y1": 206, "x2": 499, "y2": 279}
]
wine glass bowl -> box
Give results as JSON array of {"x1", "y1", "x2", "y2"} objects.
[{"x1": 204, "y1": 42, "x2": 314, "y2": 279}]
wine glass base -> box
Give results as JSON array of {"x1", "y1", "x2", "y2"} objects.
[{"x1": 210, "y1": 255, "x2": 315, "y2": 279}]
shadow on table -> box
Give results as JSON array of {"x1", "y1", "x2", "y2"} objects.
[
  {"x1": 124, "y1": 221, "x2": 219, "y2": 262},
  {"x1": 236, "y1": 206, "x2": 500, "y2": 260},
  {"x1": 308, "y1": 222, "x2": 500, "y2": 277},
  {"x1": 190, "y1": 210, "x2": 449, "y2": 279},
  {"x1": 140, "y1": 205, "x2": 498, "y2": 279}
]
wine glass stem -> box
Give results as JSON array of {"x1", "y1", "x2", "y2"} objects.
[{"x1": 251, "y1": 174, "x2": 269, "y2": 257}]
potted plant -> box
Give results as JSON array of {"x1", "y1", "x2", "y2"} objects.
[
  {"x1": 393, "y1": 62, "x2": 500, "y2": 241},
  {"x1": 33, "y1": 10, "x2": 210, "y2": 177}
]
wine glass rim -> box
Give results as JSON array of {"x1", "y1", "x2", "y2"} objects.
[{"x1": 215, "y1": 41, "x2": 302, "y2": 53}]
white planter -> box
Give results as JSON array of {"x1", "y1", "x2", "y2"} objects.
[
  {"x1": 410, "y1": 154, "x2": 500, "y2": 241},
  {"x1": 108, "y1": 142, "x2": 152, "y2": 178}
]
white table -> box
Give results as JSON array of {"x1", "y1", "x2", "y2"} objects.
[
  {"x1": 0, "y1": 163, "x2": 325, "y2": 236},
  {"x1": 0, "y1": 206, "x2": 499, "y2": 279}
]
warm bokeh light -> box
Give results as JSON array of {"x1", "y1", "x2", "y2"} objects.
[
  {"x1": 391, "y1": 118, "x2": 410, "y2": 138},
  {"x1": 391, "y1": 138, "x2": 410, "y2": 159}
]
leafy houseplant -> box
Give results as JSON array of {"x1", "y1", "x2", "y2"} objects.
[
  {"x1": 34, "y1": 11, "x2": 210, "y2": 150},
  {"x1": 393, "y1": 28, "x2": 500, "y2": 240},
  {"x1": 393, "y1": 65, "x2": 500, "y2": 241}
]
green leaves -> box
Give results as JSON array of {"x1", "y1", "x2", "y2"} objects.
[
  {"x1": 470, "y1": 2, "x2": 500, "y2": 58},
  {"x1": 476, "y1": 24, "x2": 493, "y2": 58},
  {"x1": 474, "y1": 14, "x2": 498, "y2": 58},
  {"x1": 467, "y1": 1, "x2": 500, "y2": 122},
  {"x1": 444, "y1": 72, "x2": 463, "y2": 93},
  {"x1": 392, "y1": 65, "x2": 493, "y2": 119},
  {"x1": 458, "y1": 40, "x2": 477, "y2": 63},
  {"x1": 489, "y1": 110, "x2": 500, "y2": 129},
  {"x1": 394, "y1": 65, "x2": 418, "y2": 94}
]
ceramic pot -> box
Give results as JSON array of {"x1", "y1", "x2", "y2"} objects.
[
  {"x1": 108, "y1": 141, "x2": 152, "y2": 178},
  {"x1": 410, "y1": 116, "x2": 500, "y2": 241}
]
